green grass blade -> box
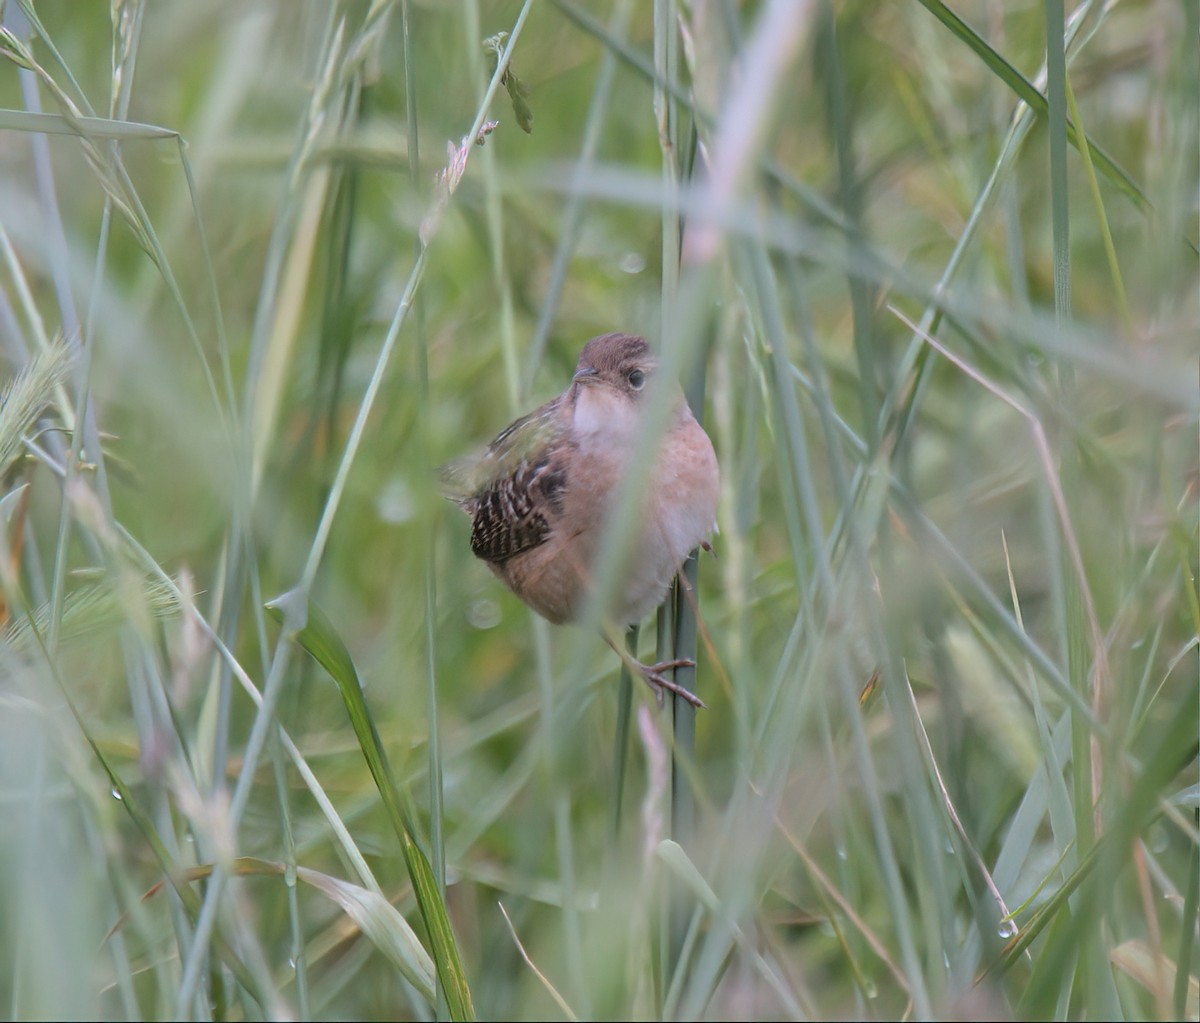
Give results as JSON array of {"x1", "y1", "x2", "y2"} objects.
[
  {"x1": 612, "y1": 624, "x2": 637, "y2": 834},
  {"x1": 998, "y1": 684, "x2": 1199, "y2": 982},
  {"x1": 3, "y1": 4, "x2": 1194, "y2": 1018},
  {"x1": 400, "y1": 0, "x2": 448, "y2": 958},
  {"x1": 915, "y1": 0, "x2": 1149, "y2": 211},
  {"x1": 1062, "y1": 73, "x2": 1131, "y2": 330},
  {"x1": 1175, "y1": 839, "x2": 1200, "y2": 1019},
  {"x1": 0, "y1": 108, "x2": 177, "y2": 138},
  {"x1": 1044, "y1": 0, "x2": 1071, "y2": 326},
  {"x1": 296, "y1": 866, "x2": 436, "y2": 1003},
  {"x1": 275, "y1": 599, "x2": 475, "y2": 1021}
]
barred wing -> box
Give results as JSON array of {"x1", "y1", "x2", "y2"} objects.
[{"x1": 441, "y1": 396, "x2": 570, "y2": 564}]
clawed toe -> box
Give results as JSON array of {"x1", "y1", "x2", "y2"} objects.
[
  {"x1": 646, "y1": 657, "x2": 695, "y2": 673},
  {"x1": 605, "y1": 634, "x2": 706, "y2": 709},
  {"x1": 637, "y1": 660, "x2": 705, "y2": 710}
]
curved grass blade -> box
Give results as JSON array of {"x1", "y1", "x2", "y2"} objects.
[
  {"x1": 270, "y1": 598, "x2": 475, "y2": 1021},
  {"x1": 991, "y1": 686, "x2": 1199, "y2": 991},
  {"x1": 296, "y1": 866, "x2": 436, "y2": 1003},
  {"x1": 0, "y1": 108, "x2": 178, "y2": 139},
  {"x1": 915, "y1": 0, "x2": 1149, "y2": 212},
  {"x1": 118, "y1": 856, "x2": 435, "y2": 1004}
]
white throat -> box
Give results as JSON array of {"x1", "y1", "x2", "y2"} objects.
[{"x1": 572, "y1": 384, "x2": 638, "y2": 449}]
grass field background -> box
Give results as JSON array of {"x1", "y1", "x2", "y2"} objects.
[{"x1": 0, "y1": 1, "x2": 1197, "y2": 1019}]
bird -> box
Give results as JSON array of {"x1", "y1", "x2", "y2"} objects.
[{"x1": 444, "y1": 332, "x2": 720, "y2": 708}]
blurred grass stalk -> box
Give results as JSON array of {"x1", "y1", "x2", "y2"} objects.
[{"x1": 0, "y1": 0, "x2": 1196, "y2": 1020}]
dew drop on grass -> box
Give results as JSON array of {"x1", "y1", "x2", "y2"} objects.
[
  {"x1": 111, "y1": 787, "x2": 122, "y2": 801},
  {"x1": 998, "y1": 920, "x2": 1017, "y2": 939}
]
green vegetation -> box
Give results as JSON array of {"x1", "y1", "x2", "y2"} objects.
[{"x1": 0, "y1": 1, "x2": 1195, "y2": 1019}]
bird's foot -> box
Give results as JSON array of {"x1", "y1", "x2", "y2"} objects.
[{"x1": 637, "y1": 658, "x2": 706, "y2": 710}]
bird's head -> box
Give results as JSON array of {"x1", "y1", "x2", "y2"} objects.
[
  {"x1": 571, "y1": 332, "x2": 655, "y2": 402},
  {"x1": 570, "y1": 333, "x2": 680, "y2": 448},
  {"x1": 573, "y1": 336, "x2": 657, "y2": 398}
]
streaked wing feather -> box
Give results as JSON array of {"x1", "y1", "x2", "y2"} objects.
[
  {"x1": 468, "y1": 452, "x2": 567, "y2": 562},
  {"x1": 439, "y1": 396, "x2": 564, "y2": 503},
  {"x1": 441, "y1": 395, "x2": 570, "y2": 564}
]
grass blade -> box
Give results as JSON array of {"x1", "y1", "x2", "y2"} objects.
[
  {"x1": 915, "y1": 0, "x2": 1149, "y2": 210},
  {"x1": 274, "y1": 599, "x2": 475, "y2": 1021}
]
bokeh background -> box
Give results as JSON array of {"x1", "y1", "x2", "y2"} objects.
[{"x1": 0, "y1": 1, "x2": 1196, "y2": 1019}]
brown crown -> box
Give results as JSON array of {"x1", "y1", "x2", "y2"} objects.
[{"x1": 575, "y1": 333, "x2": 653, "y2": 376}]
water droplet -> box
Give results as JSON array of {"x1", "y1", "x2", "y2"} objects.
[
  {"x1": 375, "y1": 476, "x2": 415, "y2": 525},
  {"x1": 998, "y1": 919, "x2": 1017, "y2": 939},
  {"x1": 288, "y1": 957, "x2": 296, "y2": 970},
  {"x1": 467, "y1": 598, "x2": 501, "y2": 630},
  {"x1": 836, "y1": 846, "x2": 848, "y2": 861},
  {"x1": 111, "y1": 787, "x2": 123, "y2": 801},
  {"x1": 619, "y1": 252, "x2": 645, "y2": 275},
  {"x1": 863, "y1": 979, "x2": 878, "y2": 999}
]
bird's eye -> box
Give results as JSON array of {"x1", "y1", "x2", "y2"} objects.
[{"x1": 627, "y1": 368, "x2": 646, "y2": 390}]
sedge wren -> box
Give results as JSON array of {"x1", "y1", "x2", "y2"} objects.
[{"x1": 445, "y1": 333, "x2": 719, "y2": 708}]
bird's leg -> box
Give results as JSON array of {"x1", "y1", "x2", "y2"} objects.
[{"x1": 603, "y1": 632, "x2": 705, "y2": 710}]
